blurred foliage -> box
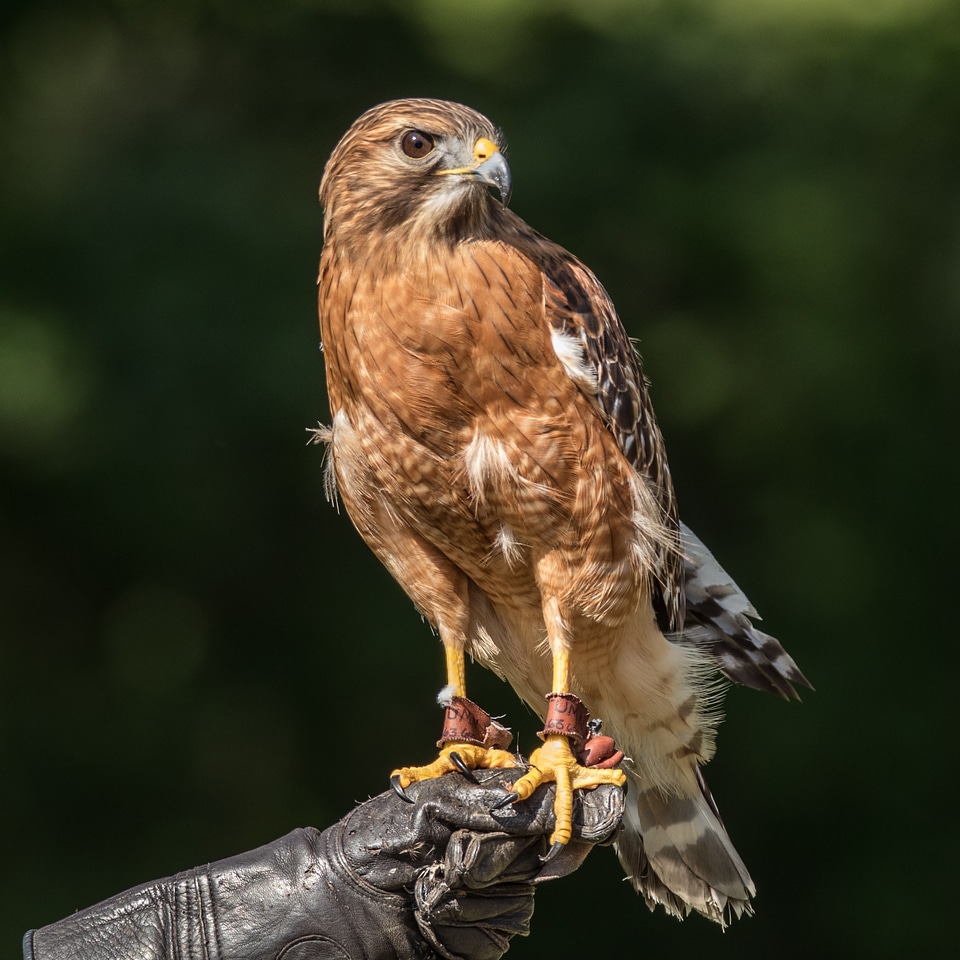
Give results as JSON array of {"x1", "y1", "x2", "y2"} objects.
[{"x1": 1, "y1": 0, "x2": 957, "y2": 955}]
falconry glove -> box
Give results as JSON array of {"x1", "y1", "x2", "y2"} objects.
[{"x1": 23, "y1": 769, "x2": 624, "y2": 960}]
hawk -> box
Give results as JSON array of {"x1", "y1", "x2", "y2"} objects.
[{"x1": 314, "y1": 98, "x2": 809, "y2": 925}]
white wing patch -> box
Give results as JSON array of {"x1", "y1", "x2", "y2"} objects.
[{"x1": 550, "y1": 328, "x2": 599, "y2": 394}]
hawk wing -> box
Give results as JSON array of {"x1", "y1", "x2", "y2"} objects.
[
  {"x1": 526, "y1": 240, "x2": 810, "y2": 698},
  {"x1": 534, "y1": 245, "x2": 685, "y2": 634},
  {"x1": 680, "y1": 523, "x2": 811, "y2": 698}
]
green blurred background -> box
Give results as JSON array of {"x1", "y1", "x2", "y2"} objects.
[{"x1": 2, "y1": 0, "x2": 956, "y2": 955}]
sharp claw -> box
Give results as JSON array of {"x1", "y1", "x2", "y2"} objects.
[
  {"x1": 540, "y1": 840, "x2": 565, "y2": 863},
  {"x1": 491, "y1": 790, "x2": 520, "y2": 810},
  {"x1": 448, "y1": 751, "x2": 480, "y2": 784},
  {"x1": 390, "y1": 775, "x2": 414, "y2": 803}
]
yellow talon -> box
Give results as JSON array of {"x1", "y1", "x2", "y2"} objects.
[
  {"x1": 552, "y1": 754, "x2": 573, "y2": 847},
  {"x1": 391, "y1": 741, "x2": 517, "y2": 789},
  {"x1": 510, "y1": 734, "x2": 626, "y2": 848}
]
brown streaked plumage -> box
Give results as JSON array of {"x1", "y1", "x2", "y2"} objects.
[{"x1": 315, "y1": 98, "x2": 810, "y2": 925}]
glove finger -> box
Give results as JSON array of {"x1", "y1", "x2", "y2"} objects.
[
  {"x1": 446, "y1": 831, "x2": 544, "y2": 887},
  {"x1": 410, "y1": 768, "x2": 624, "y2": 843}
]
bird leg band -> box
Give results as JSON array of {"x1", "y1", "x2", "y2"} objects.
[
  {"x1": 438, "y1": 696, "x2": 513, "y2": 751},
  {"x1": 538, "y1": 693, "x2": 590, "y2": 752},
  {"x1": 578, "y1": 734, "x2": 624, "y2": 769}
]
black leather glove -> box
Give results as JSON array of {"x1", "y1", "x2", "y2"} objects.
[{"x1": 23, "y1": 767, "x2": 624, "y2": 960}]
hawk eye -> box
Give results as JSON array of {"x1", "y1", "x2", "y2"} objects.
[{"x1": 400, "y1": 130, "x2": 436, "y2": 159}]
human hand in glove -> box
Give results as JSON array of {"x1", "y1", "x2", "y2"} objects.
[{"x1": 24, "y1": 765, "x2": 624, "y2": 960}]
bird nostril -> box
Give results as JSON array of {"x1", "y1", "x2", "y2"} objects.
[{"x1": 474, "y1": 137, "x2": 498, "y2": 164}]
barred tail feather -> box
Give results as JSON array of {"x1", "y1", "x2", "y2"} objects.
[
  {"x1": 616, "y1": 770, "x2": 755, "y2": 926},
  {"x1": 679, "y1": 522, "x2": 812, "y2": 699}
]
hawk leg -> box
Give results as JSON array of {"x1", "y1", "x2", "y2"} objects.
[
  {"x1": 390, "y1": 648, "x2": 517, "y2": 799},
  {"x1": 504, "y1": 691, "x2": 626, "y2": 860}
]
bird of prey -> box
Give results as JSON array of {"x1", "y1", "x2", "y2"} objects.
[{"x1": 314, "y1": 98, "x2": 809, "y2": 925}]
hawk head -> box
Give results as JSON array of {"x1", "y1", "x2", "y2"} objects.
[{"x1": 320, "y1": 99, "x2": 511, "y2": 254}]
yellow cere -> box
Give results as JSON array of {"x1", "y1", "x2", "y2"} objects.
[{"x1": 473, "y1": 137, "x2": 499, "y2": 164}]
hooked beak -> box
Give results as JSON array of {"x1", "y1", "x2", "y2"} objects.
[
  {"x1": 474, "y1": 149, "x2": 512, "y2": 206},
  {"x1": 472, "y1": 136, "x2": 511, "y2": 205},
  {"x1": 435, "y1": 136, "x2": 512, "y2": 206}
]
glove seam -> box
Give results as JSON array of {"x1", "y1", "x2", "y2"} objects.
[
  {"x1": 196, "y1": 866, "x2": 223, "y2": 960},
  {"x1": 21, "y1": 930, "x2": 36, "y2": 960}
]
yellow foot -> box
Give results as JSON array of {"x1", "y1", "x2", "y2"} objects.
[
  {"x1": 391, "y1": 742, "x2": 518, "y2": 799},
  {"x1": 505, "y1": 734, "x2": 626, "y2": 857},
  {"x1": 390, "y1": 695, "x2": 517, "y2": 800}
]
